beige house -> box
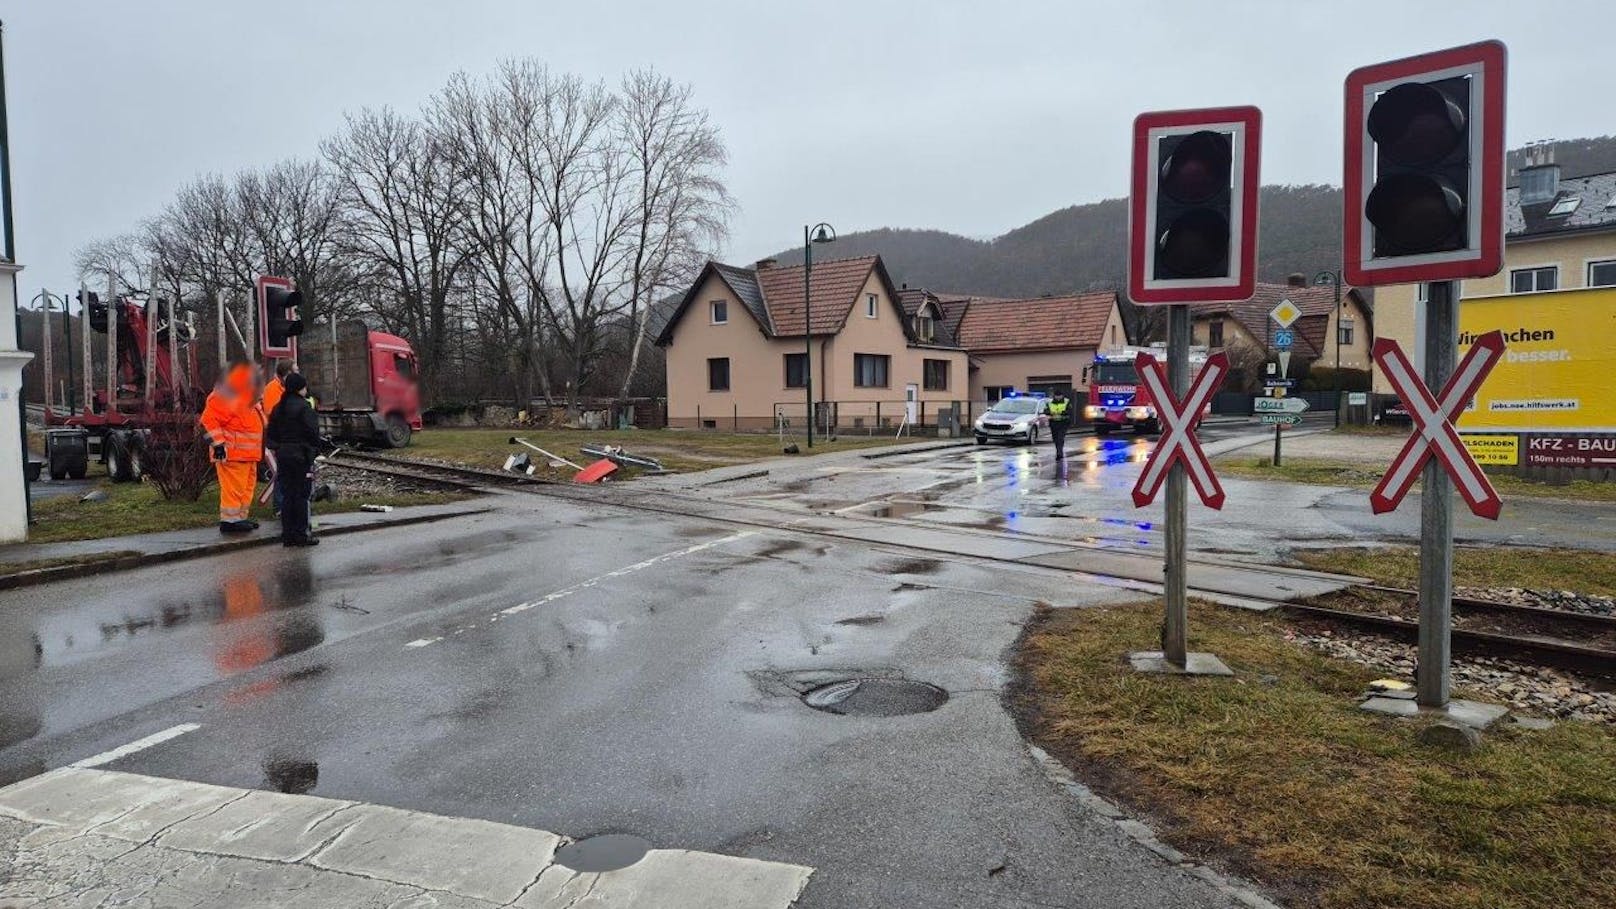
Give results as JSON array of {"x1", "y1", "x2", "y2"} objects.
[
  {"x1": 1372, "y1": 152, "x2": 1616, "y2": 394},
  {"x1": 1191, "y1": 278, "x2": 1374, "y2": 391},
  {"x1": 656, "y1": 256, "x2": 969, "y2": 431}
]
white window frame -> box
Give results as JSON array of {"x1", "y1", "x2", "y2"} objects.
[
  {"x1": 865, "y1": 294, "x2": 878, "y2": 319},
  {"x1": 709, "y1": 299, "x2": 728, "y2": 324},
  {"x1": 1509, "y1": 263, "x2": 1560, "y2": 294},
  {"x1": 1586, "y1": 258, "x2": 1616, "y2": 288}
]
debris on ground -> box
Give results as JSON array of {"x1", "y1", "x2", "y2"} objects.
[
  {"x1": 322, "y1": 465, "x2": 439, "y2": 499},
  {"x1": 1287, "y1": 628, "x2": 1616, "y2": 724},
  {"x1": 581, "y1": 444, "x2": 664, "y2": 472}
]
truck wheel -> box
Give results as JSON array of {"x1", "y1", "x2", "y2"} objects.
[
  {"x1": 384, "y1": 415, "x2": 412, "y2": 449},
  {"x1": 106, "y1": 434, "x2": 132, "y2": 482}
]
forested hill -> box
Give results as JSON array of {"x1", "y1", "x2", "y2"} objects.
[
  {"x1": 770, "y1": 185, "x2": 1340, "y2": 299},
  {"x1": 767, "y1": 137, "x2": 1616, "y2": 301}
]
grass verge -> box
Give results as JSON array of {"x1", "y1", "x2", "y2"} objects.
[
  {"x1": 1292, "y1": 545, "x2": 1616, "y2": 598},
  {"x1": 1214, "y1": 455, "x2": 1616, "y2": 503},
  {"x1": 409, "y1": 427, "x2": 925, "y2": 474},
  {"x1": 1013, "y1": 600, "x2": 1616, "y2": 909},
  {"x1": 26, "y1": 481, "x2": 467, "y2": 544}
]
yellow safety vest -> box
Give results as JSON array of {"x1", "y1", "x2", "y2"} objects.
[{"x1": 1048, "y1": 400, "x2": 1070, "y2": 419}]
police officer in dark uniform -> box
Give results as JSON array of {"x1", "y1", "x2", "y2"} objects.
[
  {"x1": 1046, "y1": 389, "x2": 1073, "y2": 461},
  {"x1": 265, "y1": 373, "x2": 325, "y2": 547}
]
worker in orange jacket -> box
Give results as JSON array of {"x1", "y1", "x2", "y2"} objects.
[{"x1": 201, "y1": 361, "x2": 266, "y2": 533}]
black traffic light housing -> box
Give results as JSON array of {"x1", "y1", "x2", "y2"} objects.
[
  {"x1": 1364, "y1": 78, "x2": 1471, "y2": 257},
  {"x1": 1129, "y1": 106, "x2": 1261, "y2": 305},
  {"x1": 1343, "y1": 41, "x2": 1506, "y2": 287},
  {"x1": 1154, "y1": 130, "x2": 1234, "y2": 279},
  {"x1": 264, "y1": 285, "x2": 305, "y2": 349}
]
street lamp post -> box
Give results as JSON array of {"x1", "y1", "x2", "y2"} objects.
[
  {"x1": 803, "y1": 222, "x2": 835, "y2": 447},
  {"x1": 1314, "y1": 269, "x2": 1344, "y2": 428}
]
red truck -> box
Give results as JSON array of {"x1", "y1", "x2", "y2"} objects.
[
  {"x1": 1081, "y1": 345, "x2": 1210, "y2": 436},
  {"x1": 40, "y1": 300, "x2": 423, "y2": 482},
  {"x1": 42, "y1": 294, "x2": 204, "y2": 481},
  {"x1": 298, "y1": 320, "x2": 423, "y2": 448}
]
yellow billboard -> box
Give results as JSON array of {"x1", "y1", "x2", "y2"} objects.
[{"x1": 1457, "y1": 286, "x2": 1616, "y2": 433}]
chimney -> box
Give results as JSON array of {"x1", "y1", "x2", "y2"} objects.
[
  {"x1": 1287, "y1": 273, "x2": 1307, "y2": 287},
  {"x1": 754, "y1": 257, "x2": 778, "y2": 270},
  {"x1": 1519, "y1": 143, "x2": 1560, "y2": 204}
]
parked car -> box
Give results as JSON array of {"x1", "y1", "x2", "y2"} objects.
[{"x1": 973, "y1": 393, "x2": 1049, "y2": 445}]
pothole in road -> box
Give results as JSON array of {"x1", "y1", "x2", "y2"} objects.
[
  {"x1": 801, "y1": 678, "x2": 949, "y2": 716},
  {"x1": 553, "y1": 834, "x2": 653, "y2": 872}
]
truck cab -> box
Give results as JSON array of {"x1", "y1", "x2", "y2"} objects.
[
  {"x1": 1083, "y1": 345, "x2": 1209, "y2": 435},
  {"x1": 300, "y1": 322, "x2": 423, "y2": 448}
]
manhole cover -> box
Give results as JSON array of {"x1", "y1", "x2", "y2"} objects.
[
  {"x1": 552, "y1": 834, "x2": 652, "y2": 873},
  {"x1": 802, "y1": 678, "x2": 948, "y2": 716}
]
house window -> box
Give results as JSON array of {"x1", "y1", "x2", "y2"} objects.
[
  {"x1": 865, "y1": 294, "x2": 878, "y2": 318},
  {"x1": 1027, "y1": 375, "x2": 1071, "y2": 397},
  {"x1": 1207, "y1": 320, "x2": 1225, "y2": 347},
  {"x1": 710, "y1": 300, "x2": 728, "y2": 324},
  {"x1": 784, "y1": 353, "x2": 809, "y2": 389},
  {"x1": 1589, "y1": 260, "x2": 1616, "y2": 287},
  {"x1": 923, "y1": 359, "x2": 949, "y2": 391},
  {"x1": 1548, "y1": 196, "x2": 1581, "y2": 217},
  {"x1": 1510, "y1": 266, "x2": 1558, "y2": 293},
  {"x1": 1338, "y1": 317, "x2": 1355, "y2": 346},
  {"x1": 853, "y1": 353, "x2": 889, "y2": 388},
  {"x1": 915, "y1": 314, "x2": 935, "y2": 343},
  {"x1": 1109, "y1": 324, "x2": 1118, "y2": 346},
  {"x1": 984, "y1": 386, "x2": 1010, "y2": 402},
  {"x1": 707, "y1": 357, "x2": 730, "y2": 391}
]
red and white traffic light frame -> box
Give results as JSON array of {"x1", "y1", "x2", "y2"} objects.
[
  {"x1": 1370, "y1": 332, "x2": 1507, "y2": 519},
  {"x1": 257, "y1": 274, "x2": 298, "y2": 360},
  {"x1": 1128, "y1": 106, "x2": 1262, "y2": 305},
  {"x1": 1343, "y1": 41, "x2": 1507, "y2": 287},
  {"x1": 1130, "y1": 350, "x2": 1230, "y2": 510}
]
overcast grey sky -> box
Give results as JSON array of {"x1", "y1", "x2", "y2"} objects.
[{"x1": 6, "y1": 0, "x2": 1613, "y2": 297}]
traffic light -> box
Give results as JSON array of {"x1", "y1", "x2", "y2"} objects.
[
  {"x1": 265, "y1": 285, "x2": 304, "y2": 348},
  {"x1": 256, "y1": 275, "x2": 303, "y2": 358},
  {"x1": 1128, "y1": 106, "x2": 1261, "y2": 305},
  {"x1": 1344, "y1": 41, "x2": 1506, "y2": 286}
]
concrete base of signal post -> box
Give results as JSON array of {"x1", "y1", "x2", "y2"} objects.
[
  {"x1": 1127, "y1": 651, "x2": 1235, "y2": 676},
  {"x1": 1359, "y1": 694, "x2": 1509, "y2": 730}
]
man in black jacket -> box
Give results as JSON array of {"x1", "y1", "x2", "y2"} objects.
[{"x1": 265, "y1": 373, "x2": 323, "y2": 547}]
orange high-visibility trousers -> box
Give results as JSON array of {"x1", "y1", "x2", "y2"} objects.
[{"x1": 216, "y1": 460, "x2": 257, "y2": 523}]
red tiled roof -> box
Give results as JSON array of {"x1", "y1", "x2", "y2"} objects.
[
  {"x1": 955, "y1": 293, "x2": 1117, "y2": 354},
  {"x1": 756, "y1": 255, "x2": 881, "y2": 336},
  {"x1": 1191, "y1": 283, "x2": 1355, "y2": 359}
]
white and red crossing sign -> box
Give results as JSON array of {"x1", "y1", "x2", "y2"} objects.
[
  {"x1": 1370, "y1": 331, "x2": 1507, "y2": 519},
  {"x1": 1131, "y1": 351, "x2": 1230, "y2": 510}
]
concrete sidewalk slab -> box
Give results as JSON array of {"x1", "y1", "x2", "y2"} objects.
[{"x1": 0, "y1": 769, "x2": 813, "y2": 908}]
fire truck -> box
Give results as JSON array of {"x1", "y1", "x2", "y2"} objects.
[{"x1": 1081, "y1": 344, "x2": 1210, "y2": 436}]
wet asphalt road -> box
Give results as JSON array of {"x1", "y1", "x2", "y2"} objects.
[
  {"x1": 7, "y1": 424, "x2": 1610, "y2": 907},
  {"x1": 1, "y1": 477, "x2": 1239, "y2": 907}
]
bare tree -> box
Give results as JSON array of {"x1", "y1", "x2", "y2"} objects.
[
  {"x1": 613, "y1": 69, "x2": 732, "y2": 399},
  {"x1": 72, "y1": 232, "x2": 148, "y2": 293},
  {"x1": 322, "y1": 108, "x2": 467, "y2": 402},
  {"x1": 237, "y1": 159, "x2": 360, "y2": 325}
]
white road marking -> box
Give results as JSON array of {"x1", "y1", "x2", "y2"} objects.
[
  {"x1": 407, "y1": 532, "x2": 755, "y2": 647},
  {"x1": 71, "y1": 723, "x2": 201, "y2": 769}
]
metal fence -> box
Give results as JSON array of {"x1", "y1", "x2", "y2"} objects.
[{"x1": 674, "y1": 399, "x2": 993, "y2": 436}]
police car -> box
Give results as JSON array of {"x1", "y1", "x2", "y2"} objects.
[{"x1": 973, "y1": 391, "x2": 1049, "y2": 445}]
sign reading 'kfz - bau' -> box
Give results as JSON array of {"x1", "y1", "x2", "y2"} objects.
[{"x1": 1525, "y1": 435, "x2": 1616, "y2": 469}]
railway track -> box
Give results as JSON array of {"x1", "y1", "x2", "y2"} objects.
[
  {"x1": 328, "y1": 450, "x2": 1615, "y2": 678},
  {"x1": 1282, "y1": 586, "x2": 1616, "y2": 679},
  {"x1": 326, "y1": 450, "x2": 557, "y2": 492}
]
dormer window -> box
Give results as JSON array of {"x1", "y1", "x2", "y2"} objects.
[
  {"x1": 1548, "y1": 196, "x2": 1581, "y2": 217},
  {"x1": 915, "y1": 314, "x2": 935, "y2": 343}
]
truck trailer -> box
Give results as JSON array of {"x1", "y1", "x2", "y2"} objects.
[{"x1": 297, "y1": 320, "x2": 422, "y2": 448}]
